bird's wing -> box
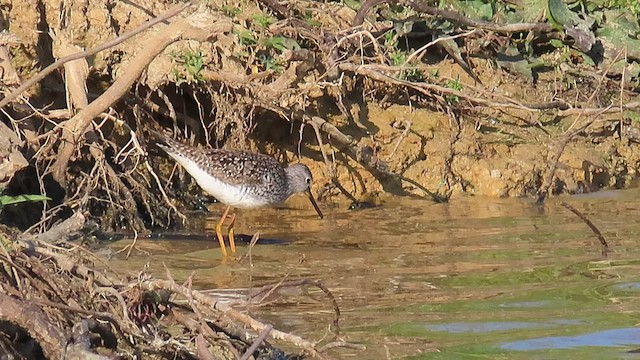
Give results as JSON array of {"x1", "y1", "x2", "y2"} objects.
[{"x1": 152, "y1": 131, "x2": 286, "y2": 187}]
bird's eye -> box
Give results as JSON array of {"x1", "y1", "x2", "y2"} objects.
[{"x1": 306, "y1": 177, "x2": 311, "y2": 184}]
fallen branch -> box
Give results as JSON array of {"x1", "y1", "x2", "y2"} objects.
[
  {"x1": 141, "y1": 278, "x2": 333, "y2": 359},
  {"x1": 21, "y1": 211, "x2": 85, "y2": 244},
  {"x1": 559, "y1": 202, "x2": 609, "y2": 257}
]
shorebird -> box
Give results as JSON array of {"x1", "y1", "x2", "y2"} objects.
[{"x1": 152, "y1": 131, "x2": 323, "y2": 257}]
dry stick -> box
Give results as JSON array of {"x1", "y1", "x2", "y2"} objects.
[
  {"x1": 175, "y1": 312, "x2": 237, "y2": 357},
  {"x1": 352, "y1": 0, "x2": 389, "y2": 26},
  {"x1": 33, "y1": 298, "x2": 138, "y2": 349},
  {"x1": 359, "y1": 63, "x2": 596, "y2": 112},
  {"x1": 195, "y1": 334, "x2": 217, "y2": 360},
  {"x1": 353, "y1": 0, "x2": 553, "y2": 32},
  {"x1": 386, "y1": 120, "x2": 412, "y2": 161},
  {"x1": 237, "y1": 232, "x2": 261, "y2": 264},
  {"x1": 124, "y1": 229, "x2": 139, "y2": 259},
  {"x1": 401, "y1": 30, "x2": 477, "y2": 67},
  {"x1": 50, "y1": 14, "x2": 233, "y2": 183},
  {"x1": 338, "y1": 63, "x2": 552, "y2": 112},
  {"x1": 558, "y1": 102, "x2": 640, "y2": 116},
  {"x1": 308, "y1": 115, "x2": 358, "y2": 202},
  {"x1": 182, "y1": 273, "x2": 241, "y2": 359},
  {"x1": 536, "y1": 107, "x2": 614, "y2": 204},
  {"x1": 30, "y1": 246, "x2": 115, "y2": 287},
  {"x1": 334, "y1": 30, "x2": 386, "y2": 65},
  {"x1": 240, "y1": 325, "x2": 273, "y2": 360},
  {"x1": 534, "y1": 124, "x2": 587, "y2": 204},
  {"x1": 306, "y1": 115, "x2": 355, "y2": 146},
  {"x1": 247, "y1": 279, "x2": 341, "y2": 333},
  {"x1": 305, "y1": 116, "x2": 360, "y2": 202},
  {"x1": 141, "y1": 279, "x2": 332, "y2": 359},
  {"x1": 115, "y1": 126, "x2": 188, "y2": 223},
  {"x1": 309, "y1": 119, "x2": 331, "y2": 168},
  {"x1": 559, "y1": 202, "x2": 609, "y2": 257},
  {"x1": 442, "y1": 108, "x2": 461, "y2": 199},
  {"x1": 0, "y1": 0, "x2": 196, "y2": 110},
  {"x1": 536, "y1": 48, "x2": 626, "y2": 202},
  {"x1": 318, "y1": 341, "x2": 367, "y2": 352},
  {"x1": 402, "y1": 0, "x2": 553, "y2": 32},
  {"x1": 21, "y1": 211, "x2": 85, "y2": 243}
]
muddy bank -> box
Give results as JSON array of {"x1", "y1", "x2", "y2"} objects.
[{"x1": 0, "y1": 0, "x2": 638, "y2": 228}]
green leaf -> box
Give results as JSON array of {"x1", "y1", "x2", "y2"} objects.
[
  {"x1": 263, "y1": 36, "x2": 300, "y2": 52},
  {"x1": 547, "y1": 0, "x2": 581, "y2": 26},
  {"x1": 602, "y1": 9, "x2": 640, "y2": 36},
  {"x1": 449, "y1": 0, "x2": 494, "y2": 21},
  {"x1": 0, "y1": 194, "x2": 51, "y2": 206},
  {"x1": 251, "y1": 13, "x2": 275, "y2": 28},
  {"x1": 393, "y1": 20, "x2": 414, "y2": 37},
  {"x1": 626, "y1": 110, "x2": 640, "y2": 123},
  {"x1": 497, "y1": 49, "x2": 533, "y2": 82},
  {"x1": 477, "y1": 2, "x2": 495, "y2": 20},
  {"x1": 596, "y1": 25, "x2": 640, "y2": 60},
  {"x1": 343, "y1": 0, "x2": 361, "y2": 10},
  {"x1": 235, "y1": 29, "x2": 257, "y2": 46},
  {"x1": 522, "y1": 0, "x2": 546, "y2": 22},
  {"x1": 550, "y1": 38, "x2": 565, "y2": 48},
  {"x1": 221, "y1": 5, "x2": 241, "y2": 17}
]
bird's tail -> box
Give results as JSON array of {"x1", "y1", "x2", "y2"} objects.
[{"x1": 148, "y1": 130, "x2": 191, "y2": 158}]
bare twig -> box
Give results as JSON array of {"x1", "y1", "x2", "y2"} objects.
[
  {"x1": 306, "y1": 116, "x2": 355, "y2": 146},
  {"x1": 402, "y1": 29, "x2": 477, "y2": 67},
  {"x1": 353, "y1": 0, "x2": 553, "y2": 33},
  {"x1": 535, "y1": 49, "x2": 627, "y2": 202},
  {"x1": 386, "y1": 120, "x2": 412, "y2": 161},
  {"x1": 559, "y1": 202, "x2": 609, "y2": 257},
  {"x1": 402, "y1": 0, "x2": 552, "y2": 32},
  {"x1": 239, "y1": 325, "x2": 273, "y2": 360},
  {"x1": 140, "y1": 278, "x2": 331, "y2": 359}
]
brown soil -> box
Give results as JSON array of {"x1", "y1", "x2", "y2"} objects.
[{"x1": 0, "y1": 0, "x2": 638, "y2": 229}]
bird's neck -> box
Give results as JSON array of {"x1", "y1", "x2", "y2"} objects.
[{"x1": 285, "y1": 167, "x2": 302, "y2": 197}]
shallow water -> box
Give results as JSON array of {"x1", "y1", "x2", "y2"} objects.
[{"x1": 109, "y1": 189, "x2": 640, "y2": 359}]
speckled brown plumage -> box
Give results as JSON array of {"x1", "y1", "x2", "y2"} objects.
[
  {"x1": 151, "y1": 131, "x2": 323, "y2": 217},
  {"x1": 157, "y1": 134, "x2": 287, "y2": 187}
]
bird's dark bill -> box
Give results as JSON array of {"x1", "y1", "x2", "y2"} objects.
[{"x1": 306, "y1": 189, "x2": 324, "y2": 219}]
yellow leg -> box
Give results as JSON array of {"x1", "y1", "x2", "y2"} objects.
[
  {"x1": 215, "y1": 206, "x2": 231, "y2": 257},
  {"x1": 227, "y1": 210, "x2": 237, "y2": 255}
]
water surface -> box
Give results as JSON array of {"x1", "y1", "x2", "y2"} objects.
[{"x1": 109, "y1": 189, "x2": 640, "y2": 359}]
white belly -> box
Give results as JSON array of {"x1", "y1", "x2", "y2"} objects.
[{"x1": 168, "y1": 153, "x2": 269, "y2": 208}]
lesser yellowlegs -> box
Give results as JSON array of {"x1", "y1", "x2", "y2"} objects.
[{"x1": 152, "y1": 131, "x2": 323, "y2": 257}]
